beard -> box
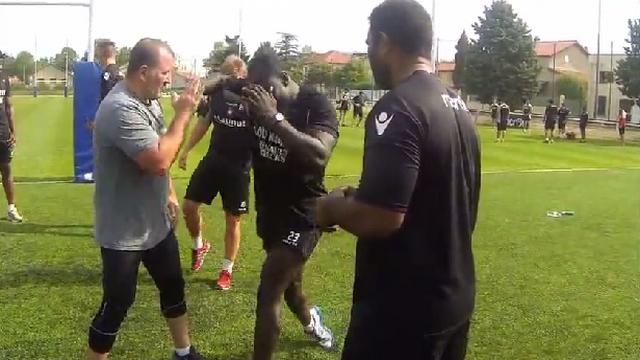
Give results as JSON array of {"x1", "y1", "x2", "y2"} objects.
[{"x1": 369, "y1": 54, "x2": 392, "y2": 90}]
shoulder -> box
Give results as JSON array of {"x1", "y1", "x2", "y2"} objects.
[{"x1": 295, "y1": 85, "x2": 331, "y2": 109}]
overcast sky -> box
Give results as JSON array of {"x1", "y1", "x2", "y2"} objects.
[{"x1": 1, "y1": 0, "x2": 638, "y2": 73}]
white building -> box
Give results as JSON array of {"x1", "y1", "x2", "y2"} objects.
[{"x1": 587, "y1": 54, "x2": 637, "y2": 121}]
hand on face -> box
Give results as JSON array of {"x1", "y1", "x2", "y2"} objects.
[{"x1": 242, "y1": 84, "x2": 279, "y2": 128}]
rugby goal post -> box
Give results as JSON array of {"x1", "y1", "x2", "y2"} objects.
[{"x1": 1, "y1": 1, "x2": 99, "y2": 183}]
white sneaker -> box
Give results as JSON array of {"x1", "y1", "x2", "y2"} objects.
[
  {"x1": 7, "y1": 207, "x2": 23, "y2": 223},
  {"x1": 305, "y1": 306, "x2": 333, "y2": 350}
]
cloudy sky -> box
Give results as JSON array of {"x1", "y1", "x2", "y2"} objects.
[{"x1": 1, "y1": 0, "x2": 637, "y2": 73}]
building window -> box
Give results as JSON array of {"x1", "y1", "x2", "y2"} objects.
[
  {"x1": 564, "y1": 55, "x2": 570, "y2": 63},
  {"x1": 597, "y1": 96, "x2": 607, "y2": 116},
  {"x1": 599, "y1": 71, "x2": 614, "y2": 84}
]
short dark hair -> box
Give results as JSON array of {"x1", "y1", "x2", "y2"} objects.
[
  {"x1": 127, "y1": 38, "x2": 174, "y2": 76},
  {"x1": 248, "y1": 48, "x2": 281, "y2": 85},
  {"x1": 549, "y1": 99, "x2": 554, "y2": 104},
  {"x1": 369, "y1": 0, "x2": 433, "y2": 58}
]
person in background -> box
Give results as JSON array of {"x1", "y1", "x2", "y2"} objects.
[
  {"x1": 522, "y1": 99, "x2": 533, "y2": 134},
  {"x1": 618, "y1": 108, "x2": 627, "y2": 145},
  {"x1": 490, "y1": 98, "x2": 499, "y2": 126},
  {"x1": 557, "y1": 103, "x2": 570, "y2": 137},
  {"x1": 0, "y1": 52, "x2": 23, "y2": 223},
  {"x1": 497, "y1": 100, "x2": 509, "y2": 143},
  {"x1": 544, "y1": 99, "x2": 558, "y2": 143},
  {"x1": 579, "y1": 107, "x2": 588, "y2": 142},
  {"x1": 96, "y1": 39, "x2": 124, "y2": 102},
  {"x1": 178, "y1": 55, "x2": 251, "y2": 290},
  {"x1": 338, "y1": 89, "x2": 350, "y2": 126},
  {"x1": 352, "y1": 91, "x2": 366, "y2": 127}
]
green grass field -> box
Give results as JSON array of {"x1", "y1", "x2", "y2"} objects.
[{"x1": 0, "y1": 97, "x2": 639, "y2": 359}]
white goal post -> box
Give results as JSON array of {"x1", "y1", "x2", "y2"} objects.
[{"x1": 0, "y1": 0, "x2": 95, "y2": 61}]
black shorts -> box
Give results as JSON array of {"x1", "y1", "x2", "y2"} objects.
[
  {"x1": 342, "y1": 302, "x2": 470, "y2": 360},
  {"x1": 545, "y1": 121, "x2": 556, "y2": 130},
  {"x1": 184, "y1": 155, "x2": 250, "y2": 215},
  {"x1": 558, "y1": 121, "x2": 566, "y2": 130},
  {"x1": 619, "y1": 127, "x2": 626, "y2": 135},
  {"x1": 497, "y1": 121, "x2": 507, "y2": 131},
  {"x1": 353, "y1": 105, "x2": 364, "y2": 118},
  {"x1": 262, "y1": 229, "x2": 321, "y2": 260},
  {"x1": 0, "y1": 141, "x2": 14, "y2": 164}
]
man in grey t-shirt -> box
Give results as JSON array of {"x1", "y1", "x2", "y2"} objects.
[{"x1": 87, "y1": 38, "x2": 203, "y2": 360}]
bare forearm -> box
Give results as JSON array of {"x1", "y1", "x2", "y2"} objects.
[
  {"x1": 182, "y1": 119, "x2": 209, "y2": 154},
  {"x1": 270, "y1": 121, "x2": 330, "y2": 167},
  {"x1": 168, "y1": 176, "x2": 177, "y2": 201},
  {"x1": 7, "y1": 104, "x2": 14, "y2": 135},
  {"x1": 157, "y1": 112, "x2": 192, "y2": 167}
]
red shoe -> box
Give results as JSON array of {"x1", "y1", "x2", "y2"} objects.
[
  {"x1": 215, "y1": 270, "x2": 232, "y2": 290},
  {"x1": 191, "y1": 241, "x2": 210, "y2": 271}
]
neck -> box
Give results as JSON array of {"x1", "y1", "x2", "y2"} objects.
[
  {"x1": 389, "y1": 56, "x2": 432, "y2": 89},
  {"x1": 124, "y1": 78, "x2": 150, "y2": 104}
]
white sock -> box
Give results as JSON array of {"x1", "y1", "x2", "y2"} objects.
[
  {"x1": 175, "y1": 345, "x2": 191, "y2": 356},
  {"x1": 221, "y1": 258, "x2": 234, "y2": 273},
  {"x1": 8, "y1": 204, "x2": 15, "y2": 212},
  {"x1": 192, "y1": 234, "x2": 203, "y2": 250}
]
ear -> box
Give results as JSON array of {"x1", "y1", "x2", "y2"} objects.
[
  {"x1": 378, "y1": 32, "x2": 394, "y2": 56},
  {"x1": 280, "y1": 71, "x2": 290, "y2": 87}
]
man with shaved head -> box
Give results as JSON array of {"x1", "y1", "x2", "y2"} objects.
[
  {"x1": 88, "y1": 38, "x2": 203, "y2": 360},
  {"x1": 178, "y1": 55, "x2": 252, "y2": 290}
]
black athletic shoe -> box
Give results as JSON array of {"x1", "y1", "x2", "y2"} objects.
[{"x1": 172, "y1": 346, "x2": 204, "y2": 360}]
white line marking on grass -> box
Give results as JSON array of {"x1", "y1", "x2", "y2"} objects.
[{"x1": 10, "y1": 167, "x2": 640, "y2": 185}]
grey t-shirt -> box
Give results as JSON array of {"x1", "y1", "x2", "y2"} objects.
[{"x1": 93, "y1": 82, "x2": 170, "y2": 251}]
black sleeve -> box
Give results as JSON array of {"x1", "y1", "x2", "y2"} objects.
[
  {"x1": 303, "y1": 88, "x2": 338, "y2": 137},
  {"x1": 356, "y1": 110, "x2": 421, "y2": 212}
]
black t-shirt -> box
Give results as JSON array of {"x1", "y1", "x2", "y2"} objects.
[
  {"x1": 545, "y1": 105, "x2": 559, "y2": 122},
  {"x1": 100, "y1": 64, "x2": 123, "y2": 101},
  {"x1": 353, "y1": 95, "x2": 364, "y2": 107},
  {"x1": 579, "y1": 112, "x2": 589, "y2": 127},
  {"x1": 252, "y1": 86, "x2": 338, "y2": 240},
  {"x1": 354, "y1": 71, "x2": 481, "y2": 333},
  {"x1": 499, "y1": 104, "x2": 510, "y2": 122},
  {"x1": 202, "y1": 89, "x2": 253, "y2": 166},
  {"x1": 558, "y1": 106, "x2": 570, "y2": 121},
  {"x1": 0, "y1": 71, "x2": 11, "y2": 140}
]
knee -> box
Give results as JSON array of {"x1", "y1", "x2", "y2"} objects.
[
  {"x1": 88, "y1": 297, "x2": 135, "y2": 353},
  {"x1": 159, "y1": 276, "x2": 186, "y2": 318}
]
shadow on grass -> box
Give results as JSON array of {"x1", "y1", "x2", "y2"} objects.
[
  {"x1": 0, "y1": 264, "x2": 101, "y2": 289},
  {"x1": 0, "y1": 222, "x2": 92, "y2": 238},
  {"x1": 13, "y1": 176, "x2": 74, "y2": 183}
]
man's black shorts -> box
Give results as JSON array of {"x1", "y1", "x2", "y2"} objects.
[
  {"x1": 497, "y1": 120, "x2": 507, "y2": 131},
  {"x1": 185, "y1": 155, "x2": 250, "y2": 215},
  {"x1": 558, "y1": 121, "x2": 566, "y2": 130},
  {"x1": 342, "y1": 301, "x2": 471, "y2": 360},
  {"x1": 353, "y1": 105, "x2": 364, "y2": 118},
  {"x1": 262, "y1": 229, "x2": 321, "y2": 260},
  {"x1": 0, "y1": 141, "x2": 14, "y2": 164},
  {"x1": 545, "y1": 120, "x2": 556, "y2": 130},
  {"x1": 619, "y1": 127, "x2": 626, "y2": 135}
]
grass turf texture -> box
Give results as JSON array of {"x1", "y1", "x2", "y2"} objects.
[{"x1": 0, "y1": 97, "x2": 638, "y2": 359}]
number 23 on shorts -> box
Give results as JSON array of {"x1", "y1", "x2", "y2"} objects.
[{"x1": 283, "y1": 231, "x2": 300, "y2": 246}]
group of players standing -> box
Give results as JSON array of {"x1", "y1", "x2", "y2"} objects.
[{"x1": 491, "y1": 98, "x2": 588, "y2": 143}]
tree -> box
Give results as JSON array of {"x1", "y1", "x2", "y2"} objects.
[
  {"x1": 53, "y1": 47, "x2": 78, "y2": 71},
  {"x1": 275, "y1": 32, "x2": 300, "y2": 64},
  {"x1": 615, "y1": 19, "x2": 640, "y2": 99},
  {"x1": 556, "y1": 74, "x2": 588, "y2": 106},
  {"x1": 334, "y1": 59, "x2": 370, "y2": 88},
  {"x1": 453, "y1": 31, "x2": 469, "y2": 92},
  {"x1": 305, "y1": 63, "x2": 334, "y2": 86},
  {"x1": 12, "y1": 51, "x2": 34, "y2": 82},
  {"x1": 301, "y1": 45, "x2": 313, "y2": 54},
  {"x1": 117, "y1": 46, "x2": 131, "y2": 66},
  {"x1": 202, "y1": 36, "x2": 249, "y2": 75},
  {"x1": 465, "y1": 1, "x2": 540, "y2": 106}
]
